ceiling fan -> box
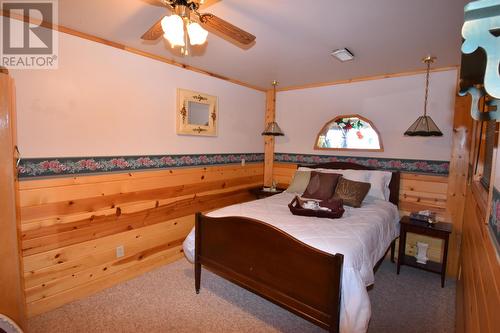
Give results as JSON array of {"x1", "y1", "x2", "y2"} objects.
[{"x1": 141, "y1": 0, "x2": 256, "y2": 53}]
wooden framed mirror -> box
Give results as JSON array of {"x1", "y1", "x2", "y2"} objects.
[{"x1": 177, "y1": 89, "x2": 218, "y2": 136}]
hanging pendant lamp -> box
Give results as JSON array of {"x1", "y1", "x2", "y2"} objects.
[
  {"x1": 404, "y1": 56, "x2": 443, "y2": 137},
  {"x1": 262, "y1": 81, "x2": 285, "y2": 136}
]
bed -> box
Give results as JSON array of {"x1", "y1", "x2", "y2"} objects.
[{"x1": 183, "y1": 162, "x2": 400, "y2": 333}]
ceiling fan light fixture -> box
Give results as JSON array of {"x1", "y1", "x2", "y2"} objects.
[
  {"x1": 161, "y1": 14, "x2": 185, "y2": 47},
  {"x1": 140, "y1": 1, "x2": 256, "y2": 51},
  {"x1": 187, "y1": 22, "x2": 208, "y2": 45}
]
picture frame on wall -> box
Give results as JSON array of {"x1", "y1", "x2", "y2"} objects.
[{"x1": 176, "y1": 88, "x2": 218, "y2": 137}]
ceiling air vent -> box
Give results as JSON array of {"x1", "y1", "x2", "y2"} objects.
[{"x1": 331, "y1": 48, "x2": 354, "y2": 62}]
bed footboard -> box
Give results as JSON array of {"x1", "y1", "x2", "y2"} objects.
[{"x1": 194, "y1": 212, "x2": 344, "y2": 333}]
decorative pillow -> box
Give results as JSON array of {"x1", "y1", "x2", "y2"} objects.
[
  {"x1": 333, "y1": 177, "x2": 371, "y2": 207},
  {"x1": 286, "y1": 170, "x2": 311, "y2": 194},
  {"x1": 307, "y1": 168, "x2": 391, "y2": 201},
  {"x1": 302, "y1": 171, "x2": 341, "y2": 201},
  {"x1": 297, "y1": 167, "x2": 392, "y2": 202}
]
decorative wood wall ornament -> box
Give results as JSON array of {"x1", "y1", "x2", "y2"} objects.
[
  {"x1": 459, "y1": 86, "x2": 500, "y2": 121},
  {"x1": 461, "y1": 0, "x2": 500, "y2": 99}
]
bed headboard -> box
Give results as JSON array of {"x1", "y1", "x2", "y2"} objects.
[{"x1": 298, "y1": 162, "x2": 400, "y2": 207}]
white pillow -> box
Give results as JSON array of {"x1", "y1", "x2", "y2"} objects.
[
  {"x1": 340, "y1": 169, "x2": 368, "y2": 182},
  {"x1": 365, "y1": 170, "x2": 392, "y2": 201}
]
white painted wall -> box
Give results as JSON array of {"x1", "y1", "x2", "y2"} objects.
[
  {"x1": 10, "y1": 25, "x2": 265, "y2": 158},
  {"x1": 275, "y1": 70, "x2": 457, "y2": 161},
  {"x1": 7, "y1": 15, "x2": 456, "y2": 162}
]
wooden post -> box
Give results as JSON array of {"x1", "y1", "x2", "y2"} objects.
[
  {"x1": 0, "y1": 72, "x2": 26, "y2": 327},
  {"x1": 264, "y1": 88, "x2": 276, "y2": 187},
  {"x1": 445, "y1": 91, "x2": 473, "y2": 278}
]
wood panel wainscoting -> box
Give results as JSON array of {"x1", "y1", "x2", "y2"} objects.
[
  {"x1": 273, "y1": 162, "x2": 459, "y2": 276},
  {"x1": 459, "y1": 182, "x2": 500, "y2": 333},
  {"x1": 452, "y1": 94, "x2": 500, "y2": 333},
  {"x1": 18, "y1": 163, "x2": 263, "y2": 317}
]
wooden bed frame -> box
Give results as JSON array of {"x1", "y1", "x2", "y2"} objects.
[{"x1": 194, "y1": 162, "x2": 400, "y2": 333}]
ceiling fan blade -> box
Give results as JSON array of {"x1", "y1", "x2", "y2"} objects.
[
  {"x1": 141, "y1": 16, "x2": 165, "y2": 40},
  {"x1": 198, "y1": 13, "x2": 255, "y2": 45}
]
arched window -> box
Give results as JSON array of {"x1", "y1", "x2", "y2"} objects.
[{"x1": 315, "y1": 114, "x2": 383, "y2": 151}]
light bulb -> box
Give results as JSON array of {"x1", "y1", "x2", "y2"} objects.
[
  {"x1": 187, "y1": 22, "x2": 208, "y2": 45},
  {"x1": 161, "y1": 15, "x2": 185, "y2": 47}
]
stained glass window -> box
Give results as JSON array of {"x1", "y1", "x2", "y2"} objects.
[{"x1": 315, "y1": 115, "x2": 382, "y2": 151}]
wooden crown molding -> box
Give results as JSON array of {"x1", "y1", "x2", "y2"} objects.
[
  {"x1": 277, "y1": 66, "x2": 460, "y2": 92},
  {"x1": 1, "y1": 10, "x2": 267, "y2": 92}
]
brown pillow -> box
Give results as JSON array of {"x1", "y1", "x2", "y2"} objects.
[
  {"x1": 333, "y1": 177, "x2": 371, "y2": 208},
  {"x1": 302, "y1": 171, "x2": 341, "y2": 201}
]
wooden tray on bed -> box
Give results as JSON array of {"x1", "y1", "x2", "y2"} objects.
[{"x1": 288, "y1": 196, "x2": 345, "y2": 218}]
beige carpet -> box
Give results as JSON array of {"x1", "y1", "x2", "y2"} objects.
[{"x1": 28, "y1": 258, "x2": 455, "y2": 333}]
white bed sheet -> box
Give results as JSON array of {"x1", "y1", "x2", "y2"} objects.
[{"x1": 183, "y1": 192, "x2": 400, "y2": 333}]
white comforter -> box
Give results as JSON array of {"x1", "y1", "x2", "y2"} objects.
[{"x1": 183, "y1": 192, "x2": 400, "y2": 333}]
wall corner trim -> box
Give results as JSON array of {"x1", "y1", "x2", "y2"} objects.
[{"x1": 277, "y1": 66, "x2": 459, "y2": 92}]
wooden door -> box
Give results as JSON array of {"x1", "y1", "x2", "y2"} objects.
[{"x1": 0, "y1": 71, "x2": 26, "y2": 328}]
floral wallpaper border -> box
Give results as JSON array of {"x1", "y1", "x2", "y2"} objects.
[
  {"x1": 488, "y1": 186, "x2": 500, "y2": 257},
  {"x1": 274, "y1": 153, "x2": 450, "y2": 175},
  {"x1": 18, "y1": 153, "x2": 264, "y2": 178},
  {"x1": 17, "y1": 152, "x2": 450, "y2": 179}
]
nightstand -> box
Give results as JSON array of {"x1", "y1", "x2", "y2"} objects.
[
  {"x1": 397, "y1": 215, "x2": 452, "y2": 287},
  {"x1": 249, "y1": 187, "x2": 285, "y2": 199}
]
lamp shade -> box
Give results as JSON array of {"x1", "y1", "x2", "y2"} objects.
[
  {"x1": 404, "y1": 56, "x2": 443, "y2": 137},
  {"x1": 187, "y1": 22, "x2": 208, "y2": 45},
  {"x1": 404, "y1": 115, "x2": 443, "y2": 136},
  {"x1": 161, "y1": 15, "x2": 185, "y2": 47},
  {"x1": 262, "y1": 121, "x2": 284, "y2": 136}
]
